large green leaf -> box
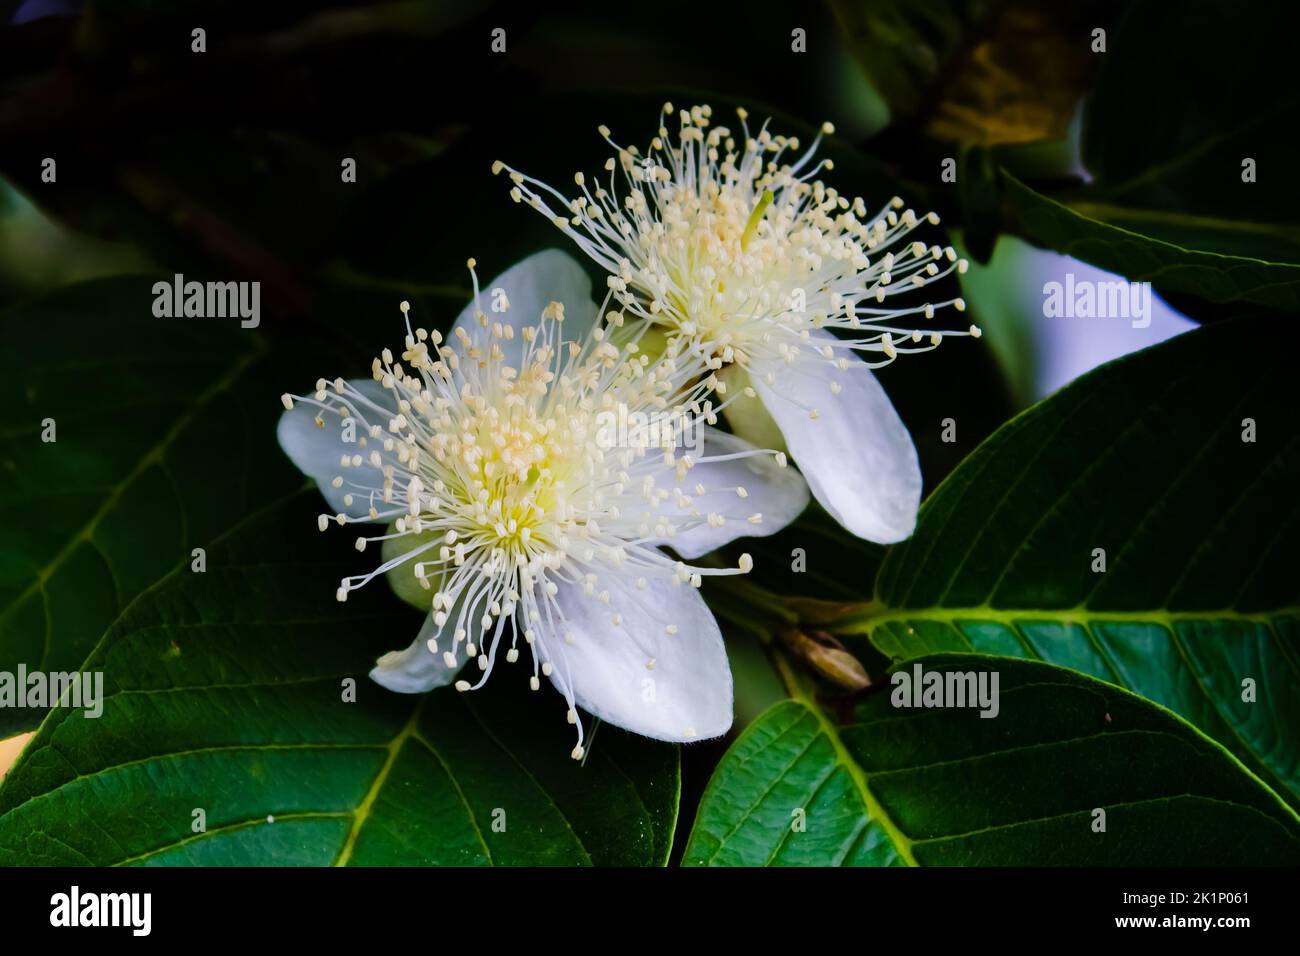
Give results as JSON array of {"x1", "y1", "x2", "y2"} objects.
[
  {"x1": 0, "y1": 278, "x2": 279, "y2": 736},
  {"x1": 683, "y1": 654, "x2": 1300, "y2": 866},
  {"x1": 0, "y1": 490, "x2": 679, "y2": 866},
  {"x1": 836, "y1": 316, "x2": 1300, "y2": 809},
  {"x1": 0, "y1": 277, "x2": 679, "y2": 865}
]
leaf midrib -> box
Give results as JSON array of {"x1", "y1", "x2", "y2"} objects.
[
  {"x1": 774, "y1": 655, "x2": 919, "y2": 867},
  {"x1": 333, "y1": 697, "x2": 437, "y2": 867},
  {"x1": 847, "y1": 605, "x2": 1298, "y2": 631},
  {"x1": 114, "y1": 811, "x2": 352, "y2": 867},
  {"x1": 913, "y1": 793, "x2": 1300, "y2": 850},
  {"x1": 0, "y1": 738, "x2": 384, "y2": 827},
  {"x1": 1003, "y1": 172, "x2": 1300, "y2": 272},
  {"x1": 1066, "y1": 201, "x2": 1300, "y2": 246},
  {"x1": 855, "y1": 611, "x2": 1300, "y2": 809}
]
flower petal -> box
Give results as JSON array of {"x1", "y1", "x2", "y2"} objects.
[
  {"x1": 750, "y1": 332, "x2": 921, "y2": 543},
  {"x1": 277, "y1": 378, "x2": 399, "y2": 519},
  {"x1": 369, "y1": 613, "x2": 464, "y2": 693},
  {"x1": 547, "y1": 571, "x2": 732, "y2": 742},
  {"x1": 650, "y1": 429, "x2": 809, "y2": 559},
  {"x1": 450, "y1": 249, "x2": 598, "y2": 367}
]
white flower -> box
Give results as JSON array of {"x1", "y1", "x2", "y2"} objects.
[
  {"x1": 277, "y1": 250, "x2": 808, "y2": 756},
  {"x1": 494, "y1": 104, "x2": 982, "y2": 543}
]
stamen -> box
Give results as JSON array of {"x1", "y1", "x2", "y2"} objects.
[{"x1": 495, "y1": 105, "x2": 978, "y2": 379}]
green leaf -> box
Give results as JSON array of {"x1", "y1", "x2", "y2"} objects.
[
  {"x1": 0, "y1": 277, "x2": 278, "y2": 736},
  {"x1": 0, "y1": 487, "x2": 679, "y2": 866},
  {"x1": 0, "y1": 277, "x2": 679, "y2": 865},
  {"x1": 1083, "y1": 0, "x2": 1297, "y2": 231},
  {"x1": 841, "y1": 316, "x2": 1300, "y2": 809},
  {"x1": 683, "y1": 654, "x2": 1300, "y2": 866},
  {"x1": 1001, "y1": 172, "x2": 1300, "y2": 311}
]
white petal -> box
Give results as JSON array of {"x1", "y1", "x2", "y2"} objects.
[
  {"x1": 369, "y1": 613, "x2": 464, "y2": 694},
  {"x1": 450, "y1": 249, "x2": 598, "y2": 368},
  {"x1": 650, "y1": 429, "x2": 808, "y2": 559},
  {"x1": 750, "y1": 332, "x2": 921, "y2": 543},
  {"x1": 277, "y1": 378, "x2": 399, "y2": 519},
  {"x1": 546, "y1": 571, "x2": 732, "y2": 742}
]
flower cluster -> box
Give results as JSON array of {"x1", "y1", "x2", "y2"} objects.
[
  {"x1": 280, "y1": 252, "x2": 806, "y2": 754},
  {"x1": 279, "y1": 104, "x2": 978, "y2": 754}
]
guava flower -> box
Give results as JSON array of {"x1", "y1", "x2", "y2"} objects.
[
  {"x1": 277, "y1": 250, "x2": 808, "y2": 756},
  {"x1": 494, "y1": 104, "x2": 981, "y2": 543}
]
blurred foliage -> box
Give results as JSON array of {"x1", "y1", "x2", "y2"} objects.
[
  {"x1": 951, "y1": 229, "x2": 1036, "y2": 405},
  {"x1": 962, "y1": 2, "x2": 1297, "y2": 308},
  {"x1": 829, "y1": 0, "x2": 1119, "y2": 145},
  {"x1": 0, "y1": 180, "x2": 153, "y2": 300},
  {"x1": 828, "y1": 0, "x2": 1007, "y2": 122},
  {"x1": 922, "y1": 4, "x2": 1097, "y2": 146}
]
